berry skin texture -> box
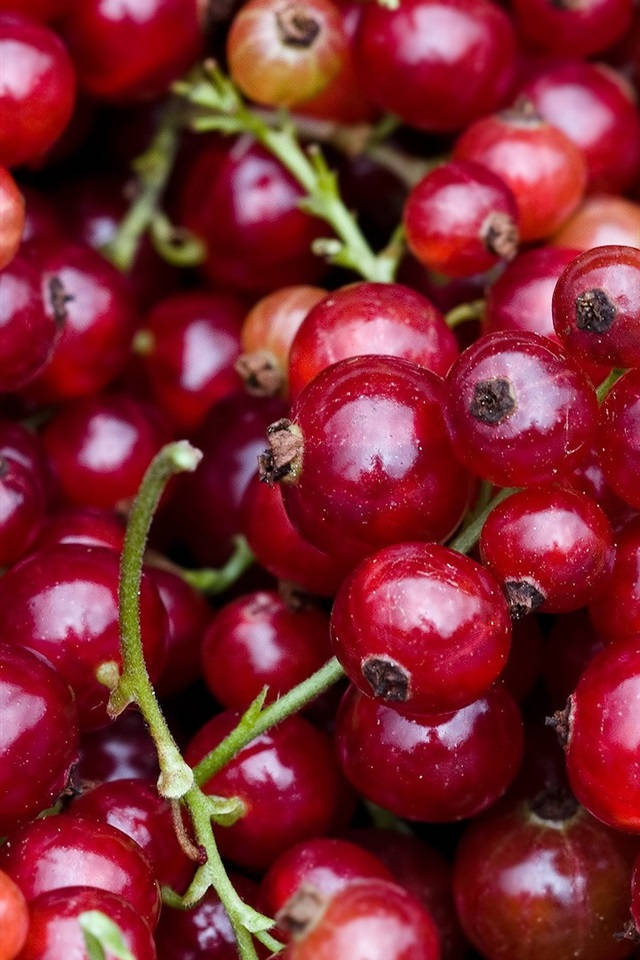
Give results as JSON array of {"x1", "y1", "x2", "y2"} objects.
[
  {"x1": 18, "y1": 887, "x2": 157, "y2": 960},
  {"x1": 454, "y1": 107, "x2": 587, "y2": 242},
  {"x1": 0, "y1": 13, "x2": 75, "y2": 168},
  {"x1": 0, "y1": 253, "x2": 58, "y2": 392},
  {"x1": 228, "y1": 0, "x2": 348, "y2": 108},
  {"x1": 201, "y1": 590, "x2": 332, "y2": 710},
  {"x1": 512, "y1": 0, "x2": 631, "y2": 58},
  {"x1": 0, "y1": 166, "x2": 24, "y2": 269},
  {"x1": 404, "y1": 161, "x2": 519, "y2": 278},
  {"x1": 589, "y1": 516, "x2": 640, "y2": 644},
  {"x1": 0, "y1": 644, "x2": 78, "y2": 836},
  {"x1": 0, "y1": 868, "x2": 28, "y2": 960},
  {"x1": 279, "y1": 878, "x2": 441, "y2": 960},
  {"x1": 151, "y1": 566, "x2": 211, "y2": 699},
  {"x1": 287, "y1": 282, "x2": 458, "y2": 400},
  {"x1": 599, "y1": 371, "x2": 640, "y2": 511},
  {"x1": 35, "y1": 506, "x2": 126, "y2": 553},
  {"x1": 453, "y1": 795, "x2": 635, "y2": 960},
  {"x1": 61, "y1": 0, "x2": 203, "y2": 102},
  {"x1": 553, "y1": 245, "x2": 640, "y2": 369},
  {"x1": 552, "y1": 195, "x2": 640, "y2": 251},
  {"x1": 185, "y1": 712, "x2": 349, "y2": 871},
  {"x1": 76, "y1": 710, "x2": 160, "y2": 786},
  {"x1": 330, "y1": 541, "x2": 511, "y2": 714},
  {"x1": 0, "y1": 451, "x2": 46, "y2": 567},
  {"x1": 0, "y1": 815, "x2": 161, "y2": 928},
  {"x1": 337, "y1": 685, "x2": 523, "y2": 822},
  {"x1": 356, "y1": 0, "x2": 516, "y2": 132},
  {"x1": 444, "y1": 331, "x2": 598, "y2": 488},
  {"x1": 564, "y1": 638, "x2": 640, "y2": 831},
  {"x1": 479, "y1": 486, "x2": 614, "y2": 616},
  {"x1": 265, "y1": 355, "x2": 473, "y2": 565}
]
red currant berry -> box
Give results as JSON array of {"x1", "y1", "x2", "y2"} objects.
[
  {"x1": 454, "y1": 791, "x2": 634, "y2": 960},
  {"x1": 498, "y1": 615, "x2": 543, "y2": 704},
  {"x1": 513, "y1": 0, "x2": 631, "y2": 57},
  {"x1": 0, "y1": 868, "x2": 28, "y2": 960},
  {"x1": 0, "y1": 644, "x2": 78, "y2": 834},
  {"x1": 0, "y1": 253, "x2": 57, "y2": 391},
  {"x1": 553, "y1": 194, "x2": 640, "y2": 250},
  {"x1": 287, "y1": 282, "x2": 458, "y2": 400},
  {"x1": 0, "y1": 451, "x2": 46, "y2": 567},
  {"x1": 454, "y1": 104, "x2": 587, "y2": 242},
  {"x1": 589, "y1": 516, "x2": 640, "y2": 643},
  {"x1": 202, "y1": 591, "x2": 331, "y2": 710},
  {"x1": 76, "y1": 710, "x2": 160, "y2": 785},
  {"x1": 237, "y1": 285, "x2": 326, "y2": 399},
  {"x1": 599, "y1": 371, "x2": 640, "y2": 511},
  {"x1": 479, "y1": 486, "x2": 613, "y2": 616},
  {"x1": 19, "y1": 887, "x2": 157, "y2": 960},
  {"x1": 0, "y1": 166, "x2": 23, "y2": 269},
  {"x1": 150, "y1": 566, "x2": 211, "y2": 699},
  {"x1": 568, "y1": 440, "x2": 637, "y2": 531},
  {"x1": 19, "y1": 186, "x2": 62, "y2": 249},
  {"x1": 444, "y1": 331, "x2": 598, "y2": 487},
  {"x1": 337, "y1": 685, "x2": 523, "y2": 821},
  {"x1": 0, "y1": 12, "x2": 75, "y2": 168},
  {"x1": 185, "y1": 712, "x2": 349, "y2": 870},
  {"x1": 36, "y1": 506, "x2": 126, "y2": 552},
  {"x1": 61, "y1": 0, "x2": 203, "y2": 102},
  {"x1": 228, "y1": 0, "x2": 348, "y2": 108},
  {"x1": 0, "y1": 544, "x2": 167, "y2": 729},
  {"x1": 542, "y1": 610, "x2": 606, "y2": 709},
  {"x1": 356, "y1": 0, "x2": 516, "y2": 132},
  {"x1": 262, "y1": 356, "x2": 472, "y2": 564},
  {"x1": 70, "y1": 779, "x2": 193, "y2": 893},
  {"x1": 0, "y1": 0, "x2": 70, "y2": 20},
  {"x1": 331, "y1": 541, "x2": 510, "y2": 714},
  {"x1": 0, "y1": 815, "x2": 160, "y2": 927},
  {"x1": 405, "y1": 161, "x2": 519, "y2": 278}
]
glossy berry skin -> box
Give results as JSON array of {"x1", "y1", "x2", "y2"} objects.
[
  {"x1": 513, "y1": 0, "x2": 631, "y2": 57},
  {"x1": 271, "y1": 356, "x2": 472, "y2": 565},
  {"x1": 0, "y1": 254, "x2": 57, "y2": 391},
  {"x1": 356, "y1": 0, "x2": 516, "y2": 132},
  {"x1": 405, "y1": 161, "x2": 519, "y2": 279},
  {"x1": 0, "y1": 166, "x2": 23, "y2": 269},
  {"x1": 0, "y1": 869, "x2": 28, "y2": 960},
  {"x1": 185, "y1": 712, "x2": 348, "y2": 871},
  {"x1": 0, "y1": 644, "x2": 78, "y2": 835},
  {"x1": 70, "y1": 779, "x2": 193, "y2": 893},
  {"x1": 0, "y1": 815, "x2": 161, "y2": 928},
  {"x1": 453, "y1": 795, "x2": 634, "y2": 960},
  {"x1": 228, "y1": 0, "x2": 348, "y2": 108},
  {"x1": 237, "y1": 285, "x2": 326, "y2": 398},
  {"x1": 280, "y1": 879, "x2": 441, "y2": 960},
  {"x1": 202, "y1": 591, "x2": 332, "y2": 709},
  {"x1": 479, "y1": 486, "x2": 613, "y2": 616},
  {"x1": 520, "y1": 62, "x2": 640, "y2": 195},
  {"x1": 241, "y1": 476, "x2": 346, "y2": 596},
  {"x1": 337, "y1": 685, "x2": 523, "y2": 822},
  {"x1": 23, "y1": 242, "x2": 137, "y2": 402},
  {"x1": 564, "y1": 639, "x2": 640, "y2": 831},
  {"x1": 0, "y1": 13, "x2": 75, "y2": 168},
  {"x1": 36, "y1": 506, "x2": 126, "y2": 552},
  {"x1": 589, "y1": 516, "x2": 640, "y2": 643},
  {"x1": 331, "y1": 541, "x2": 511, "y2": 715},
  {"x1": 599, "y1": 372, "x2": 640, "y2": 511},
  {"x1": 553, "y1": 246, "x2": 640, "y2": 370},
  {"x1": 62, "y1": 0, "x2": 203, "y2": 102},
  {"x1": 0, "y1": 545, "x2": 167, "y2": 729},
  {"x1": 542, "y1": 610, "x2": 605, "y2": 709},
  {"x1": 454, "y1": 108, "x2": 587, "y2": 242},
  {"x1": 568, "y1": 440, "x2": 638, "y2": 531},
  {"x1": 0, "y1": 0, "x2": 70, "y2": 20},
  {"x1": 138, "y1": 292, "x2": 245, "y2": 431},
  {"x1": 0, "y1": 452, "x2": 46, "y2": 566},
  {"x1": 554, "y1": 194, "x2": 640, "y2": 251},
  {"x1": 180, "y1": 139, "x2": 324, "y2": 295},
  {"x1": 77, "y1": 710, "x2": 160, "y2": 785},
  {"x1": 151, "y1": 566, "x2": 211, "y2": 699},
  {"x1": 287, "y1": 282, "x2": 458, "y2": 400},
  {"x1": 155, "y1": 875, "x2": 262, "y2": 960},
  {"x1": 169, "y1": 393, "x2": 286, "y2": 566},
  {"x1": 444, "y1": 331, "x2": 598, "y2": 488},
  {"x1": 18, "y1": 887, "x2": 157, "y2": 960},
  {"x1": 43, "y1": 394, "x2": 169, "y2": 510}
]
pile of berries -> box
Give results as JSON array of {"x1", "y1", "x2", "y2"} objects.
[{"x1": 3, "y1": 0, "x2": 640, "y2": 958}]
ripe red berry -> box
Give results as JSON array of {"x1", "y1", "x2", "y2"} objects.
[
  {"x1": 0, "y1": 253, "x2": 58, "y2": 391},
  {"x1": 287, "y1": 282, "x2": 458, "y2": 399},
  {"x1": 568, "y1": 440, "x2": 638, "y2": 531},
  {"x1": 0, "y1": 0, "x2": 70, "y2": 19},
  {"x1": 0, "y1": 450, "x2": 46, "y2": 567},
  {"x1": 444, "y1": 331, "x2": 598, "y2": 487},
  {"x1": 599, "y1": 371, "x2": 640, "y2": 511},
  {"x1": 337, "y1": 685, "x2": 523, "y2": 821},
  {"x1": 513, "y1": 0, "x2": 631, "y2": 57},
  {"x1": 76, "y1": 710, "x2": 160, "y2": 786},
  {"x1": 150, "y1": 566, "x2": 211, "y2": 699},
  {"x1": 542, "y1": 610, "x2": 606, "y2": 708},
  {"x1": 589, "y1": 516, "x2": 640, "y2": 643},
  {"x1": 0, "y1": 166, "x2": 23, "y2": 270},
  {"x1": 331, "y1": 541, "x2": 511, "y2": 714},
  {"x1": 36, "y1": 506, "x2": 126, "y2": 553},
  {"x1": 553, "y1": 194, "x2": 640, "y2": 250},
  {"x1": 0, "y1": 868, "x2": 28, "y2": 960}
]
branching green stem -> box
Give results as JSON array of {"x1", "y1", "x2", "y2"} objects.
[
  {"x1": 449, "y1": 487, "x2": 518, "y2": 556},
  {"x1": 180, "y1": 535, "x2": 254, "y2": 594}
]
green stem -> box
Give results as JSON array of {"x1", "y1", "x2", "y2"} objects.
[
  {"x1": 596, "y1": 367, "x2": 626, "y2": 403},
  {"x1": 194, "y1": 657, "x2": 345, "y2": 786},
  {"x1": 449, "y1": 487, "x2": 518, "y2": 556},
  {"x1": 445, "y1": 299, "x2": 486, "y2": 329},
  {"x1": 180, "y1": 535, "x2": 254, "y2": 594}
]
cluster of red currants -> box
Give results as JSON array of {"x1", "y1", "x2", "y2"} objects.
[{"x1": 3, "y1": 0, "x2": 640, "y2": 959}]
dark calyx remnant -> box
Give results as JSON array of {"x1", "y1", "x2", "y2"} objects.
[
  {"x1": 575, "y1": 288, "x2": 616, "y2": 334},
  {"x1": 235, "y1": 350, "x2": 284, "y2": 398},
  {"x1": 258, "y1": 418, "x2": 303, "y2": 484},
  {"x1": 469, "y1": 377, "x2": 517, "y2": 424},
  {"x1": 277, "y1": 885, "x2": 328, "y2": 939},
  {"x1": 482, "y1": 212, "x2": 519, "y2": 261},
  {"x1": 530, "y1": 785, "x2": 579, "y2": 822},
  {"x1": 276, "y1": 3, "x2": 321, "y2": 47},
  {"x1": 48, "y1": 275, "x2": 74, "y2": 328},
  {"x1": 504, "y1": 579, "x2": 545, "y2": 620},
  {"x1": 545, "y1": 700, "x2": 572, "y2": 748},
  {"x1": 362, "y1": 657, "x2": 410, "y2": 703}
]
